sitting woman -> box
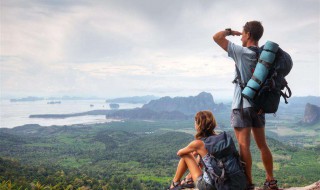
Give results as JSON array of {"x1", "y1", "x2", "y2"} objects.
[{"x1": 167, "y1": 110, "x2": 217, "y2": 190}]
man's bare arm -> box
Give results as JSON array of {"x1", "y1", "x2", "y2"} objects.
[{"x1": 213, "y1": 30, "x2": 241, "y2": 52}]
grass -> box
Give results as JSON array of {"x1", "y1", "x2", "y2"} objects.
[
  {"x1": 24, "y1": 143, "x2": 53, "y2": 148},
  {"x1": 269, "y1": 127, "x2": 305, "y2": 136},
  {"x1": 273, "y1": 153, "x2": 292, "y2": 161},
  {"x1": 135, "y1": 174, "x2": 171, "y2": 184},
  {"x1": 256, "y1": 162, "x2": 280, "y2": 171}
]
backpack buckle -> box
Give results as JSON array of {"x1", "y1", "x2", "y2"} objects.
[{"x1": 217, "y1": 160, "x2": 224, "y2": 168}]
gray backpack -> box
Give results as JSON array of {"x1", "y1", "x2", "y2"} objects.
[{"x1": 200, "y1": 132, "x2": 247, "y2": 190}]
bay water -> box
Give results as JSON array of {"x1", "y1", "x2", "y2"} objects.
[{"x1": 0, "y1": 99, "x2": 143, "y2": 128}]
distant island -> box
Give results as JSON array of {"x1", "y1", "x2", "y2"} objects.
[
  {"x1": 30, "y1": 110, "x2": 115, "y2": 119},
  {"x1": 10, "y1": 96, "x2": 44, "y2": 102},
  {"x1": 47, "y1": 101, "x2": 61, "y2": 104},
  {"x1": 109, "y1": 103, "x2": 120, "y2": 110},
  {"x1": 106, "y1": 95, "x2": 158, "y2": 104}
]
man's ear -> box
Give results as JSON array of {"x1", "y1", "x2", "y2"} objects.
[{"x1": 247, "y1": 32, "x2": 251, "y2": 40}]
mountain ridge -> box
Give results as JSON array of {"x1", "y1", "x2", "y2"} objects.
[
  {"x1": 142, "y1": 92, "x2": 218, "y2": 115},
  {"x1": 105, "y1": 92, "x2": 227, "y2": 120}
]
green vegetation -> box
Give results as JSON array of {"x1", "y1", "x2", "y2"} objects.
[{"x1": 0, "y1": 118, "x2": 319, "y2": 189}]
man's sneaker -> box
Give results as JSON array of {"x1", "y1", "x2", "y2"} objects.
[{"x1": 263, "y1": 179, "x2": 278, "y2": 190}]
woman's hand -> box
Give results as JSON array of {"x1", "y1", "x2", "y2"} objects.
[
  {"x1": 177, "y1": 146, "x2": 194, "y2": 156},
  {"x1": 192, "y1": 151, "x2": 198, "y2": 157},
  {"x1": 177, "y1": 149, "x2": 183, "y2": 156}
]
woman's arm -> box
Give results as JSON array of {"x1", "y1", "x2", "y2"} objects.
[{"x1": 177, "y1": 140, "x2": 203, "y2": 156}]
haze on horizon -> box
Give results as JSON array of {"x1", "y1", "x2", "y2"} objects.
[{"x1": 1, "y1": 0, "x2": 319, "y2": 100}]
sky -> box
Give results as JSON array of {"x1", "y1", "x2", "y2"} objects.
[{"x1": 1, "y1": 0, "x2": 319, "y2": 100}]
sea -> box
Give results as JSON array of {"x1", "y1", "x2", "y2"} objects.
[{"x1": 0, "y1": 99, "x2": 143, "y2": 129}]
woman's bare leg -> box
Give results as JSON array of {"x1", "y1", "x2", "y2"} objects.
[{"x1": 172, "y1": 153, "x2": 202, "y2": 187}]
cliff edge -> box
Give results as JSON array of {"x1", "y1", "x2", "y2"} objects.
[{"x1": 304, "y1": 103, "x2": 320, "y2": 124}]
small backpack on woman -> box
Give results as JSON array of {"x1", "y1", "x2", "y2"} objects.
[{"x1": 200, "y1": 131, "x2": 247, "y2": 190}]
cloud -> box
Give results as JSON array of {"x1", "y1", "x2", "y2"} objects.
[{"x1": 0, "y1": 0, "x2": 319, "y2": 98}]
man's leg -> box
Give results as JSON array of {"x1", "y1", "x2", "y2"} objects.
[
  {"x1": 251, "y1": 127, "x2": 274, "y2": 181},
  {"x1": 234, "y1": 127, "x2": 253, "y2": 184}
]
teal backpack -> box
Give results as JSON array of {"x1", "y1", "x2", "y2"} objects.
[{"x1": 234, "y1": 41, "x2": 293, "y2": 114}]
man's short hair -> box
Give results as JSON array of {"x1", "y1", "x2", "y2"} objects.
[{"x1": 243, "y1": 21, "x2": 264, "y2": 41}]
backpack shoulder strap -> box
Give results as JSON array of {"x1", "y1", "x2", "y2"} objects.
[
  {"x1": 232, "y1": 46, "x2": 259, "y2": 89},
  {"x1": 248, "y1": 46, "x2": 260, "y2": 59},
  {"x1": 232, "y1": 65, "x2": 246, "y2": 89}
]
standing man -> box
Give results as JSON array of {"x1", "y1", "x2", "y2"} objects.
[{"x1": 213, "y1": 21, "x2": 278, "y2": 190}]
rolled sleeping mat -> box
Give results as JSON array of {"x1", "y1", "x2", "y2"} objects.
[{"x1": 242, "y1": 41, "x2": 279, "y2": 100}]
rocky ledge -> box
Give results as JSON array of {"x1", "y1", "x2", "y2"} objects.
[{"x1": 182, "y1": 180, "x2": 320, "y2": 190}]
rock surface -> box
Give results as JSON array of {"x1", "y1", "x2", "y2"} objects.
[
  {"x1": 284, "y1": 180, "x2": 320, "y2": 190},
  {"x1": 304, "y1": 103, "x2": 320, "y2": 124},
  {"x1": 182, "y1": 180, "x2": 320, "y2": 190}
]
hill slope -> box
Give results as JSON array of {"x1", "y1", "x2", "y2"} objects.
[{"x1": 0, "y1": 121, "x2": 319, "y2": 189}]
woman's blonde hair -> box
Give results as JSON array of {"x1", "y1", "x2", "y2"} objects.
[{"x1": 194, "y1": 111, "x2": 217, "y2": 139}]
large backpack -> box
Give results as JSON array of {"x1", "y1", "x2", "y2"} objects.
[
  {"x1": 235, "y1": 43, "x2": 293, "y2": 114},
  {"x1": 200, "y1": 132, "x2": 247, "y2": 190}
]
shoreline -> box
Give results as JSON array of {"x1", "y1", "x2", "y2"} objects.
[{"x1": 0, "y1": 115, "x2": 123, "y2": 129}]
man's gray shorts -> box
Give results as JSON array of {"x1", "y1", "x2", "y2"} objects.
[{"x1": 231, "y1": 107, "x2": 265, "y2": 128}]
